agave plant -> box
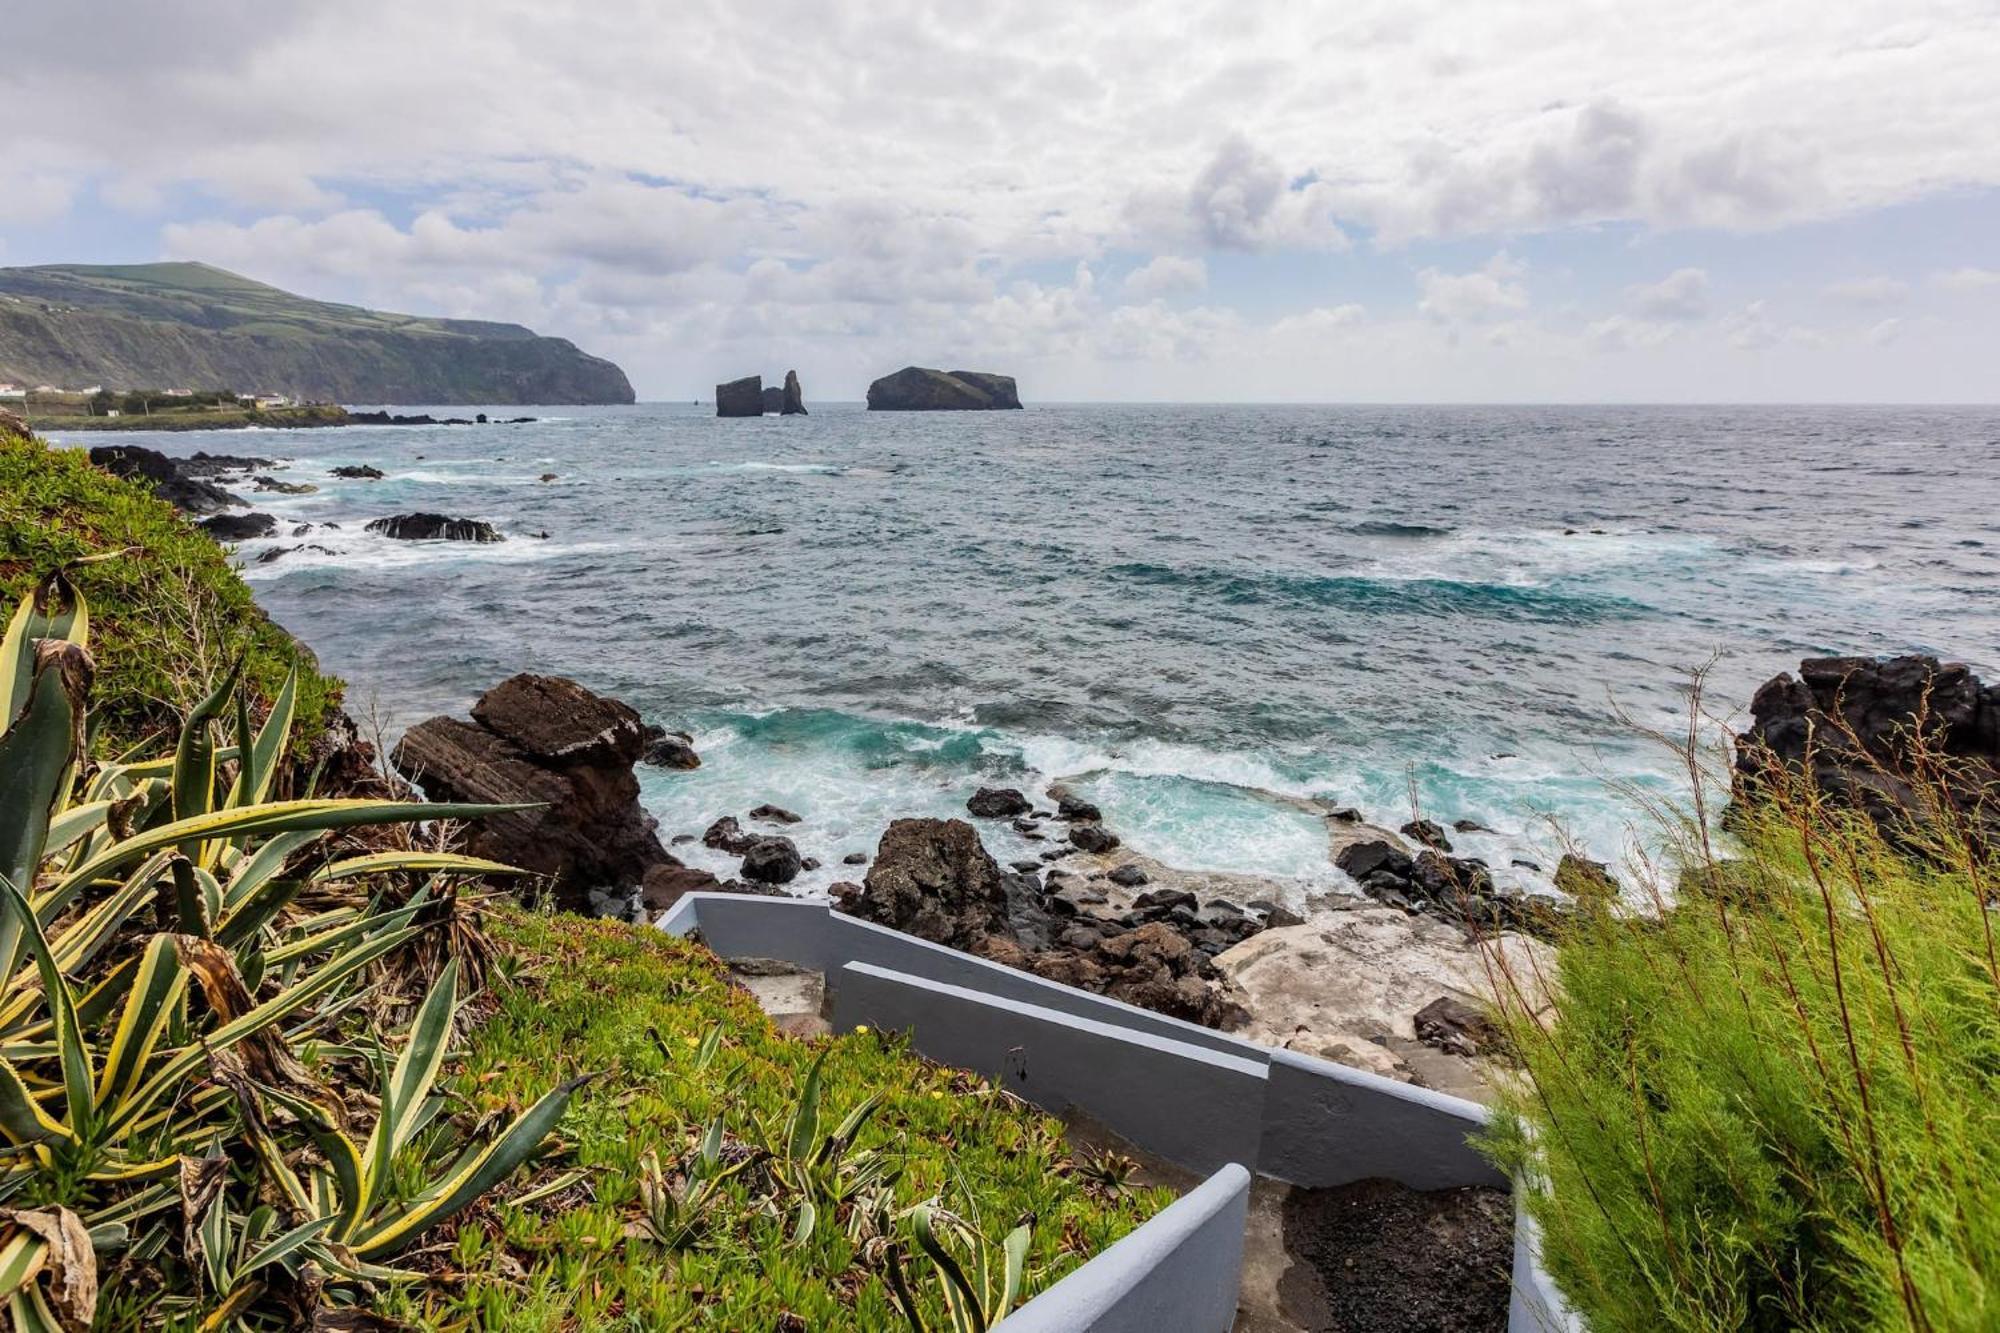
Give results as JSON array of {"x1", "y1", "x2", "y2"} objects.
[
  {"x1": 0, "y1": 564, "x2": 581, "y2": 1328},
  {"x1": 884, "y1": 1204, "x2": 1032, "y2": 1333}
]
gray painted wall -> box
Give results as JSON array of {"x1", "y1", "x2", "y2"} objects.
[
  {"x1": 661, "y1": 891, "x2": 1578, "y2": 1332},
  {"x1": 835, "y1": 961, "x2": 1268, "y2": 1175},
  {"x1": 998, "y1": 1164, "x2": 1251, "y2": 1333}
]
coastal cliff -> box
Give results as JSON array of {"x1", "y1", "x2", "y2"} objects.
[
  {"x1": 0, "y1": 261, "x2": 635, "y2": 405},
  {"x1": 867, "y1": 365, "x2": 1022, "y2": 410}
]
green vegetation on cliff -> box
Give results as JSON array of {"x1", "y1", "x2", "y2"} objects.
[
  {"x1": 0, "y1": 262, "x2": 634, "y2": 405},
  {"x1": 1485, "y1": 758, "x2": 2000, "y2": 1331},
  {"x1": 0, "y1": 415, "x2": 341, "y2": 750}
]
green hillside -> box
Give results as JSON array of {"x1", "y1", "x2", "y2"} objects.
[{"x1": 0, "y1": 261, "x2": 635, "y2": 404}]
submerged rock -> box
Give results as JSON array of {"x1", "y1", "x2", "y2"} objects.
[
  {"x1": 252, "y1": 474, "x2": 316, "y2": 494},
  {"x1": 641, "y1": 728, "x2": 701, "y2": 770},
  {"x1": 865, "y1": 366, "x2": 1022, "y2": 411},
  {"x1": 330, "y1": 465, "x2": 384, "y2": 479},
  {"x1": 199, "y1": 512, "x2": 277, "y2": 541},
  {"x1": 749, "y1": 803, "x2": 801, "y2": 824},
  {"x1": 391, "y1": 673, "x2": 676, "y2": 912},
  {"x1": 365, "y1": 513, "x2": 502, "y2": 542}
]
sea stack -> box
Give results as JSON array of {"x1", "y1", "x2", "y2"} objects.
[
  {"x1": 866, "y1": 366, "x2": 1022, "y2": 411},
  {"x1": 716, "y1": 375, "x2": 762, "y2": 417},
  {"x1": 782, "y1": 369, "x2": 807, "y2": 415}
]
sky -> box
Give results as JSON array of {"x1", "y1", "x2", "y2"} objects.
[{"x1": 6, "y1": 0, "x2": 1999, "y2": 402}]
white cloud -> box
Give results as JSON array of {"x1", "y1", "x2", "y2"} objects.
[
  {"x1": 1628, "y1": 268, "x2": 1711, "y2": 321},
  {"x1": 1418, "y1": 254, "x2": 1529, "y2": 325},
  {"x1": 1268, "y1": 304, "x2": 1366, "y2": 338},
  {"x1": 1826, "y1": 276, "x2": 1909, "y2": 305},
  {"x1": 1122, "y1": 255, "x2": 1208, "y2": 300},
  {"x1": 1722, "y1": 300, "x2": 1829, "y2": 351},
  {"x1": 1865, "y1": 316, "x2": 1904, "y2": 345},
  {"x1": 1933, "y1": 267, "x2": 2000, "y2": 291},
  {"x1": 1585, "y1": 315, "x2": 1676, "y2": 352}
]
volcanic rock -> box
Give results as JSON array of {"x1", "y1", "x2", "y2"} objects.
[
  {"x1": 330, "y1": 465, "x2": 384, "y2": 479},
  {"x1": 781, "y1": 369, "x2": 807, "y2": 415},
  {"x1": 716, "y1": 375, "x2": 762, "y2": 417},
  {"x1": 1413, "y1": 996, "x2": 1502, "y2": 1058},
  {"x1": 760, "y1": 385, "x2": 784, "y2": 414},
  {"x1": 1055, "y1": 792, "x2": 1103, "y2": 821},
  {"x1": 741, "y1": 836, "x2": 803, "y2": 885},
  {"x1": 1069, "y1": 823, "x2": 1120, "y2": 854},
  {"x1": 1108, "y1": 863, "x2": 1150, "y2": 888},
  {"x1": 1399, "y1": 819, "x2": 1453, "y2": 851},
  {"x1": 391, "y1": 673, "x2": 675, "y2": 912},
  {"x1": 199, "y1": 512, "x2": 277, "y2": 541},
  {"x1": 865, "y1": 366, "x2": 1022, "y2": 411},
  {"x1": 1734, "y1": 654, "x2": 2000, "y2": 847},
  {"x1": 702, "y1": 816, "x2": 755, "y2": 855},
  {"x1": 365, "y1": 513, "x2": 502, "y2": 542},
  {"x1": 749, "y1": 803, "x2": 801, "y2": 824},
  {"x1": 90, "y1": 444, "x2": 245, "y2": 514},
  {"x1": 843, "y1": 818, "x2": 1014, "y2": 952},
  {"x1": 642, "y1": 729, "x2": 701, "y2": 769},
  {"x1": 967, "y1": 786, "x2": 1032, "y2": 819}
]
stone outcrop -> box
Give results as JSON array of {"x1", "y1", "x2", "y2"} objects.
[
  {"x1": 761, "y1": 385, "x2": 785, "y2": 414},
  {"x1": 365, "y1": 513, "x2": 502, "y2": 542},
  {"x1": 390, "y1": 673, "x2": 676, "y2": 911},
  {"x1": 199, "y1": 512, "x2": 277, "y2": 542},
  {"x1": 781, "y1": 370, "x2": 807, "y2": 415},
  {"x1": 865, "y1": 366, "x2": 1022, "y2": 411},
  {"x1": 716, "y1": 376, "x2": 763, "y2": 417},
  {"x1": 330, "y1": 465, "x2": 384, "y2": 479},
  {"x1": 1335, "y1": 839, "x2": 1563, "y2": 939},
  {"x1": 1734, "y1": 655, "x2": 2000, "y2": 845},
  {"x1": 641, "y1": 726, "x2": 701, "y2": 769},
  {"x1": 89, "y1": 444, "x2": 246, "y2": 514},
  {"x1": 835, "y1": 817, "x2": 1250, "y2": 1028},
  {"x1": 966, "y1": 786, "x2": 1031, "y2": 819}
]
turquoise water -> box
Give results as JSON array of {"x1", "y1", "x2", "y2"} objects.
[{"x1": 56, "y1": 403, "x2": 1999, "y2": 899}]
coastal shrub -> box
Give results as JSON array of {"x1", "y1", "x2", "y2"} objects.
[
  {"x1": 0, "y1": 421, "x2": 340, "y2": 753},
  {"x1": 400, "y1": 907, "x2": 1175, "y2": 1330},
  {"x1": 0, "y1": 569, "x2": 573, "y2": 1328},
  {"x1": 1484, "y1": 742, "x2": 2000, "y2": 1331}
]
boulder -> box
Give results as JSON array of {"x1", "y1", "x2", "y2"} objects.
[
  {"x1": 716, "y1": 375, "x2": 763, "y2": 417},
  {"x1": 252, "y1": 475, "x2": 317, "y2": 494},
  {"x1": 1069, "y1": 823, "x2": 1120, "y2": 854},
  {"x1": 330, "y1": 465, "x2": 385, "y2": 479},
  {"x1": 365, "y1": 513, "x2": 502, "y2": 542},
  {"x1": 390, "y1": 673, "x2": 674, "y2": 912},
  {"x1": 642, "y1": 729, "x2": 701, "y2": 769},
  {"x1": 90, "y1": 444, "x2": 244, "y2": 514},
  {"x1": 702, "y1": 816, "x2": 755, "y2": 855},
  {"x1": 865, "y1": 366, "x2": 1022, "y2": 411},
  {"x1": 966, "y1": 786, "x2": 1032, "y2": 819},
  {"x1": 1108, "y1": 863, "x2": 1150, "y2": 888},
  {"x1": 1734, "y1": 655, "x2": 2000, "y2": 847},
  {"x1": 749, "y1": 803, "x2": 801, "y2": 824},
  {"x1": 741, "y1": 836, "x2": 803, "y2": 885},
  {"x1": 641, "y1": 864, "x2": 783, "y2": 914},
  {"x1": 179, "y1": 451, "x2": 272, "y2": 476},
  {"x1": 199, "y1": 512, "x2": 277, "y2": 542},
  {"x1": 1400, "y1": 819, "x2": 1453, "y2": 851},
  {"x1": 1055, "y1": 792, "x2": 1102, "y2": 821},
  {"x1": 760, "y1": 385, "x2": 785, "y2": 414},
  {"x1": 843, "y1": 818, "x2": 1014, "y2": 952},
  {"x1": 1413, "y1": 995, "x2": 1503, "y2": 1058},
  {"x1": 781, "y1": 369, "x2": 807, "y2": 415}
]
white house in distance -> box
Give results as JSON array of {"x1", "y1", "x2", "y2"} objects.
[{"x1": 0, "y1": 384, "x2": 24, "y2": 401}]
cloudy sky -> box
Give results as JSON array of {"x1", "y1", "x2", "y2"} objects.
[{"x1": 7, "y1": 0, "x2": 1999, "y2": 401}]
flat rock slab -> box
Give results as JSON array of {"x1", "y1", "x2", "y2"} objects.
[{"x1": 727, "y1": 958, "x2": 828, "y2": 1035}]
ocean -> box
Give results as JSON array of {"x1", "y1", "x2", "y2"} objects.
[{"x1": 54, "y1": 402, "x2": 2000, "y2": 905}]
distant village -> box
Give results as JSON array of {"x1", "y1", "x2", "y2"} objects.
[{"x1": 0, "y1": 382, "x2": 300, "y2": 418}]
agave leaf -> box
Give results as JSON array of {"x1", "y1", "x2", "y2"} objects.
[
  {"x1": 0, "y1": 1059, "x2": 76, "y2": 1148},
  {"x1": 262, "y1": 1089, "x2": 367, "y2": 1241},
  {"x1": 0, "y1": 875, "x2": 94, "y2": 1138},
  {"x1": 791, "y1": 1198, "x2": 817, "y2": 1247},
  {"x1": 93, "y1": 935, "x2": 187, "y2": 1111},
  {"x1": 912, "y1": 1205, "x2": 987, "y2": 1333},
  {"x1": 73, "y1": 956, "x2": 141, "y2": 1031},
  {"x1": 312, "y1": 852, "x2": 527, "y2": 883},
  {"x1": 52, "y1": 800, "x2": 537, "y2": 915},
  {"x1": 224, "y1": 665, "x2": 297, "y2": 814},
  {"x1": 818, "y1": 1092, "x2": 883, "y2": 1166},
  {"x1": 172, "y1": 659, "x2": 246, "y2": 869},
  {"x1": 170, "y1": 858, "x2": 209, "y2": 939},
  {"x1": 0, "y1": 1205, "x2": 96, "y2": 1330},
  {"x1": 103, "y1": 925, "x2": 417, "y2": 1139},
  {"x1": 0, "y1": 568, "x2": 88, "y2": 726},
  {"x1": 353, "y1": 1074, "x2": 587, "y2": 1258},
  {"x1": 213, "y1": 875, "x2": 310, "y2": 952},
  {"x1": 42, "y1": 803, "x2": 112, "y2": 861},
  {"x1": 997, "y1": 1221, "x2": 1031, "y2": 1317},
  {"x1": 0, "y1": 645, "x2": 90, "y2": 985},
  {"x1": 382, "y1": 960, "x2": 457, "y2": 1160},
  {"x1": 222, "y1": 829, "x2": 320, "y2": 912},
  {"x1": 787, "y1": 1048, "x2": 827, "y2": 1164},
  {"x1": 239, "y1": 1213, "x2": 332, "y2": 1280},
  {"x1": 197, "y1": 1189, "x2": 230, "y2": 1292}
]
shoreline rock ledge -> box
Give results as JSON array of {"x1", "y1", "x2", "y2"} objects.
[
  {"x1": 391, "y1": 673, "x2": 681, "y2": 913},
  {"x1": 866, "y1": 366, "x2": 1021, "y2": 411}
]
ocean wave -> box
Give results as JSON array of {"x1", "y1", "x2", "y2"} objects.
[
  {"x1": 237, "y1": 530, "x2": 632, "y2": 578},
  {"x1": 1106, "y1": 562, "x2": 1644, "y2": 622},
  {"x1": 711, "y1": 461, "x2": 844, "y2": 475},
  {"x1": 1345, "y1": 520, "x2": 1454, "y2": 538}
]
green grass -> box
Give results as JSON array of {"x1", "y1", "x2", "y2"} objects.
[
  {"x1": 384, "y1": 908, "x2": 1172, "y2": 1329},
  {"x1": 0, "y1": 420, "x2": 341, "y2": 752},
  {"x1": 1483, "y1": 753, "x2": 2000, "y2": 1332}
]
